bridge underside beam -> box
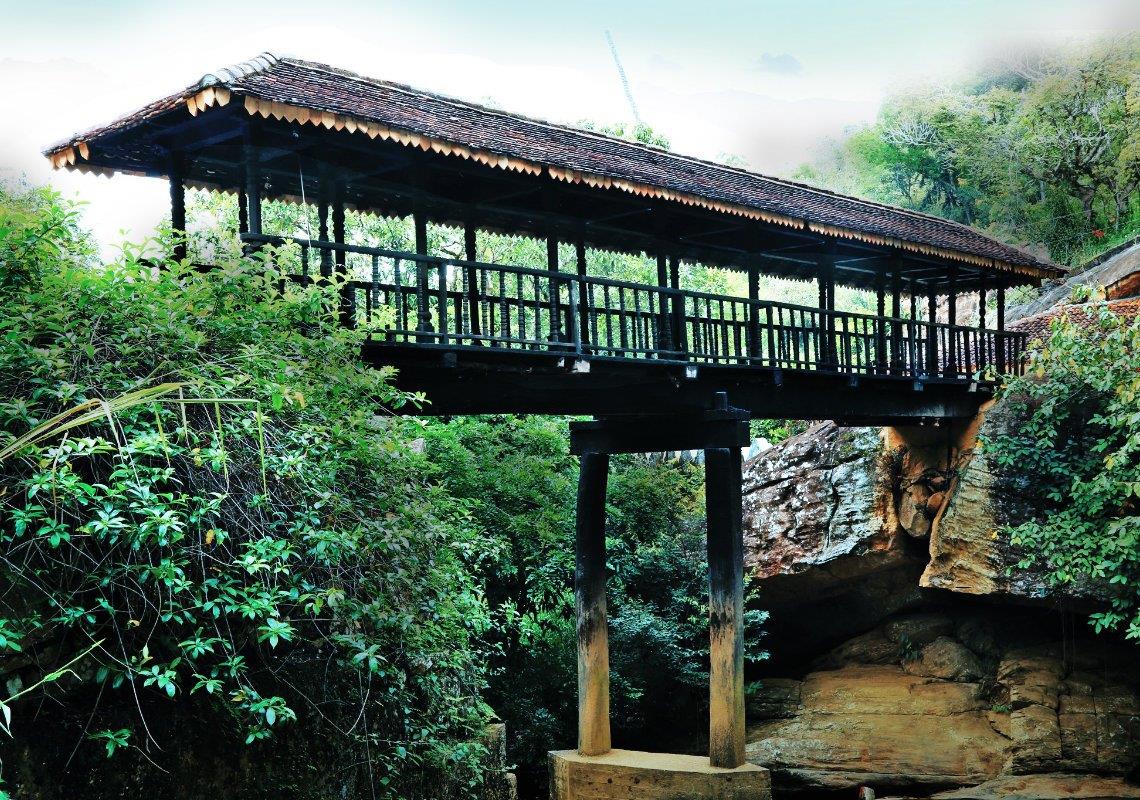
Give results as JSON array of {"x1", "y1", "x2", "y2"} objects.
[{"x1": 364, "y1": 343, "x2": 991, "y2": 424}]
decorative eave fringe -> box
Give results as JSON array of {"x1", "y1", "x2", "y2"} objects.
[
  {"x1": 186, "y1": 86, "x2": 232, "y2": 116},
  {"x1": 45, "y1": 86, "x2": 1048, "y2": 280}
]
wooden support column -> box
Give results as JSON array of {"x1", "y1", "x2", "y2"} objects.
[
  {"x1": 978, "y1": 279, "x2": 987, "y2": 330},
  {"x1": 656, "y1": 250, "x2": 674, "y2": 353},
  {"x1": 747, "y1": 258, "x2": 761, "y2": 361},
  {"x1": 243, "y1": 139, "x2": 262, "y2": 237},
  {"x1": 464, "y1": 221, "x2": 482, "y2": 345},
  {"x1": 927, "y1": 290, "x2": 938, "y2": 375},
  {"x1": 705, "y1": 443, "x2": 746, "y2": 769},
  {"x1": 317, "y1": 178, "x2": 331, "y2": 279},
  {"x1": 817, "y1": 259, "x2": 829, "y2": 368},
  {"x1": 817, "y1": 245, "x2": 836, "y2": 369},
  {"x1": 548, "y1": 233, "x2": 566, "y2": 342},
  {"x1": 575, "y1": 452, "x2": 611, "y2": 757},
  {"x1": 890, "y1": 265, "x2": 902, "y2": 374},
  {"x1": 576, "y1": 237, "x2": 590, "y2": 348},
  {"x1": 332, "y1": 180, "x2": 352, "y2": 329},
  {"x1": 669, "y1": 255, "x2": 686, "y2": 354},
  {"x1": 996, "y1": 285, "x2": 1007, "y2": 373},
  {"x1": 875, "y1": 270, "x2": 886, "y2": 373},
  {"x1": 169, "y1": 156, "x2": 186, "y2": 263},
  {"x1": 414, "y1": 204, "x2": 434, "y2": 338},
  {"x1": 946, "y1": 265, "x2": 958, "y2": 377},
  {"x1": 237, "y1": 178, "x2": 249, "y2": 236}
]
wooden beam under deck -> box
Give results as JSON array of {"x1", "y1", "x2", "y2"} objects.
[{"x1": 364, "y1": 342, "x2": 993, "y2": 423}]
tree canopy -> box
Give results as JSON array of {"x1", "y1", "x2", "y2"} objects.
[{"x1": 795, "y1": 37, "x2": 1140, "y2": 265}]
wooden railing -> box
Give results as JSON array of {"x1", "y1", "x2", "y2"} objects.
[{"x1": 243, "y1": 234, "x2": 1027, "y2": 380}]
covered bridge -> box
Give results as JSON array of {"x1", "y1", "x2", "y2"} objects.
[{"x1": 47, "y1": 53, "x2": 1063, "y2": 795}]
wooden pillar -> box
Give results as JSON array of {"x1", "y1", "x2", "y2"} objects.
[
  {"x1": 169, "y1": 157, "x2": 187, "y2": 263},
  {"x1": 817, "y1": 257, "x2": 829, "y2": 369},
  {"x1": 414, "y1": 205, "x2": 434, "y2": 337},
  {"x1": 576, "y1": 452, "x2": 611, "y2": 757},
  {"x1": 576, "y1": 237, "x2": 590, "y2": 348},
  {"x1": 669, "y1": 255, "x2": 686, "y2": 354},
  {"x1": 548, "y1": 234, "x2": 565, "y2": 342},
  {"x1": 237, "y1": 182, "x2": 249, "y2": 236},
  {"x1": 657, "y1": 251, "x2": 674, "y2": 353},
  {"x1": 747, "y1": 259, "x2": 761, "y2": 361},
  {"x1": 332, "y1": 180, "x2": 351, "y2": 328},
  {"x1": 927, "y1": 290, "x2": 938, "y2": 375},
  {"x1": 996, "y1": 285, "x2": 1007, "y2": 373},
  {"x1": 875, "y1": 270, "x2": 886, "y2": 373},
  {"x1": 243, "y1": 140, "x2": 262, "y2": 237},
  {"x1": 817, "y1": 246, "x2": 836, "y2": 369},
  {"x1": 946, "y1": 265, "x2": 958, "y2": 377},
  {"x1": 890, "y1": 268, "x2": 902, "y2": 374},
  {"x1": 464, "y1": 221, "x2": 482, "y2": 344},
  {"x1": 317, "y1": 181, "x2": 331, "y2": 278},
  {"x1": 978, "y1": 280, "x2": 987, "y2": 330},
  {"x1": 705, "y1": 444, "x2": 746, "y2": 769}
]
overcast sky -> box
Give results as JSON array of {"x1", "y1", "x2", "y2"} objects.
[{"x1": 2, "y1": 0, "x2": 1136, "y2": 251}]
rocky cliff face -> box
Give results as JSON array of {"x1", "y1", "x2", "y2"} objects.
[{"x1": 743, "y1": 416, "x2": 1140, "y2": 798}]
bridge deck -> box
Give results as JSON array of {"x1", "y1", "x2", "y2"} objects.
[{"x1": 247, "y1": 234, "x2": 1025, "y2": 422}]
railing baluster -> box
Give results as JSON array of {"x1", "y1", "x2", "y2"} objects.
[
  {"x1": 500, "y1": 272, "x2": 510, "y2": 344},
  {"x1": 367, "y1": 254, "x2": 379, "y2": 330},
  {"x1": 437, "y1": 264, "x2": 449, "y2": 345},
  {"x1": 392, "y1": 258, "x2": 406, "y2": 339},
  {"x1": 532, "y1": 273, "x2": 543, "y2": 346},
  {"x1": 632, "y1": 289, "x2": 643, "y2": 352}
]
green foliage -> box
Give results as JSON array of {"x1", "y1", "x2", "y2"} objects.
[
  {"x1": 795, "y1": 37, "x2": 1140, "y2": 265},
  {"x1": 985, "y1": 301, "x2": 1140, "y2": 640},
  {"x1": 750, "y1": 418, "x2": 810, "y2": 445},
  {"x1": 577, "y1": 120, "x2": 671, "y2": 150},
  {"x1": 0, "y1": 185, "x2": 492, "y2": 797},
  {"x1": 0, "y1": 183, "x2": 94, "y2": 289}
]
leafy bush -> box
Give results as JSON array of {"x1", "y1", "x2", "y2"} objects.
[
  {"x1": 0, "y1": 185, "x2": 491, "y2": 798},
  {"x1": 986, "y1": 301, "x2": 1140, "y2": 640}
]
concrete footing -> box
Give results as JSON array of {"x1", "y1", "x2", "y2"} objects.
[{"x1": 549, "y1": 749, "x2": 771, "y2": 800}]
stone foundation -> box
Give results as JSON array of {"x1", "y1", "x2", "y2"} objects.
[{"x1": 549, "y1": 749, "x2": 770, "y2": 800}]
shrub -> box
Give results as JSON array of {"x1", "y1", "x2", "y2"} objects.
[
  {"x1": 986, "y1": 302, "x2": 1140, "y2": 640},
  {"x1": 0, "y1": 185, "x2": 491, "y2": 798}
]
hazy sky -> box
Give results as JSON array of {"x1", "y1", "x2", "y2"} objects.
[{"x1": 2, "y1": 0, "x2": 1136, "y2": 251}]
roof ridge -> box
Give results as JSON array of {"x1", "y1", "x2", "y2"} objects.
[
  {"x1": 267, "y1": 56, "x2": 1049, "y2": 263},
  {"x1": 199, "y1": 52, "x2": 281, "y2": 89}
]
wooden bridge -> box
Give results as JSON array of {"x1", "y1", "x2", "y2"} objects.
[
  {"x1": 47, "y1": 53, "x2": 1062, "y2": 795},
  {"x1": 244, "y1": 232, "x2": 1030, "y2": 423}
]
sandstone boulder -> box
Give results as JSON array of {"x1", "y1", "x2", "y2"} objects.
[
  {"x1": 926, "y1": 773, "x2": 1140, "y2": 799},
  {"x1": 746, "y1": 613, "x2": 1140, "y2": 796},
  {"x1": 902, "y1": 636, "x2": 985, "y2": 682},
  {"x1": 744, "y1": 423, "x2": 927, "y2": 665},
  {"x1": 746, "y1": 665, "x2": 1007, "y2": 791}
]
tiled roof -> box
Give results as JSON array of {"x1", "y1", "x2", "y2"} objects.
[
  {"x1": 46, "y1": 53, "x2": 1062, "y2": 281},
  {"x1": 1008, "y1": 297, "x2": 1140, "y2": 344}
]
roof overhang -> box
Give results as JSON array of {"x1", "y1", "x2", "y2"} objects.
[{"x1": 44, "y1": 53, "x2": 1065, "y2": 290}]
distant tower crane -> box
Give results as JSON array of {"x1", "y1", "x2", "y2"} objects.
[{"x1": 604, "y1": 30, "x2": 643, "y2": 129}]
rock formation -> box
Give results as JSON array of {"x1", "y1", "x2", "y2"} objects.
[{"x1": 742, "y1": 416, "x2": 1140, "y2": 797}]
